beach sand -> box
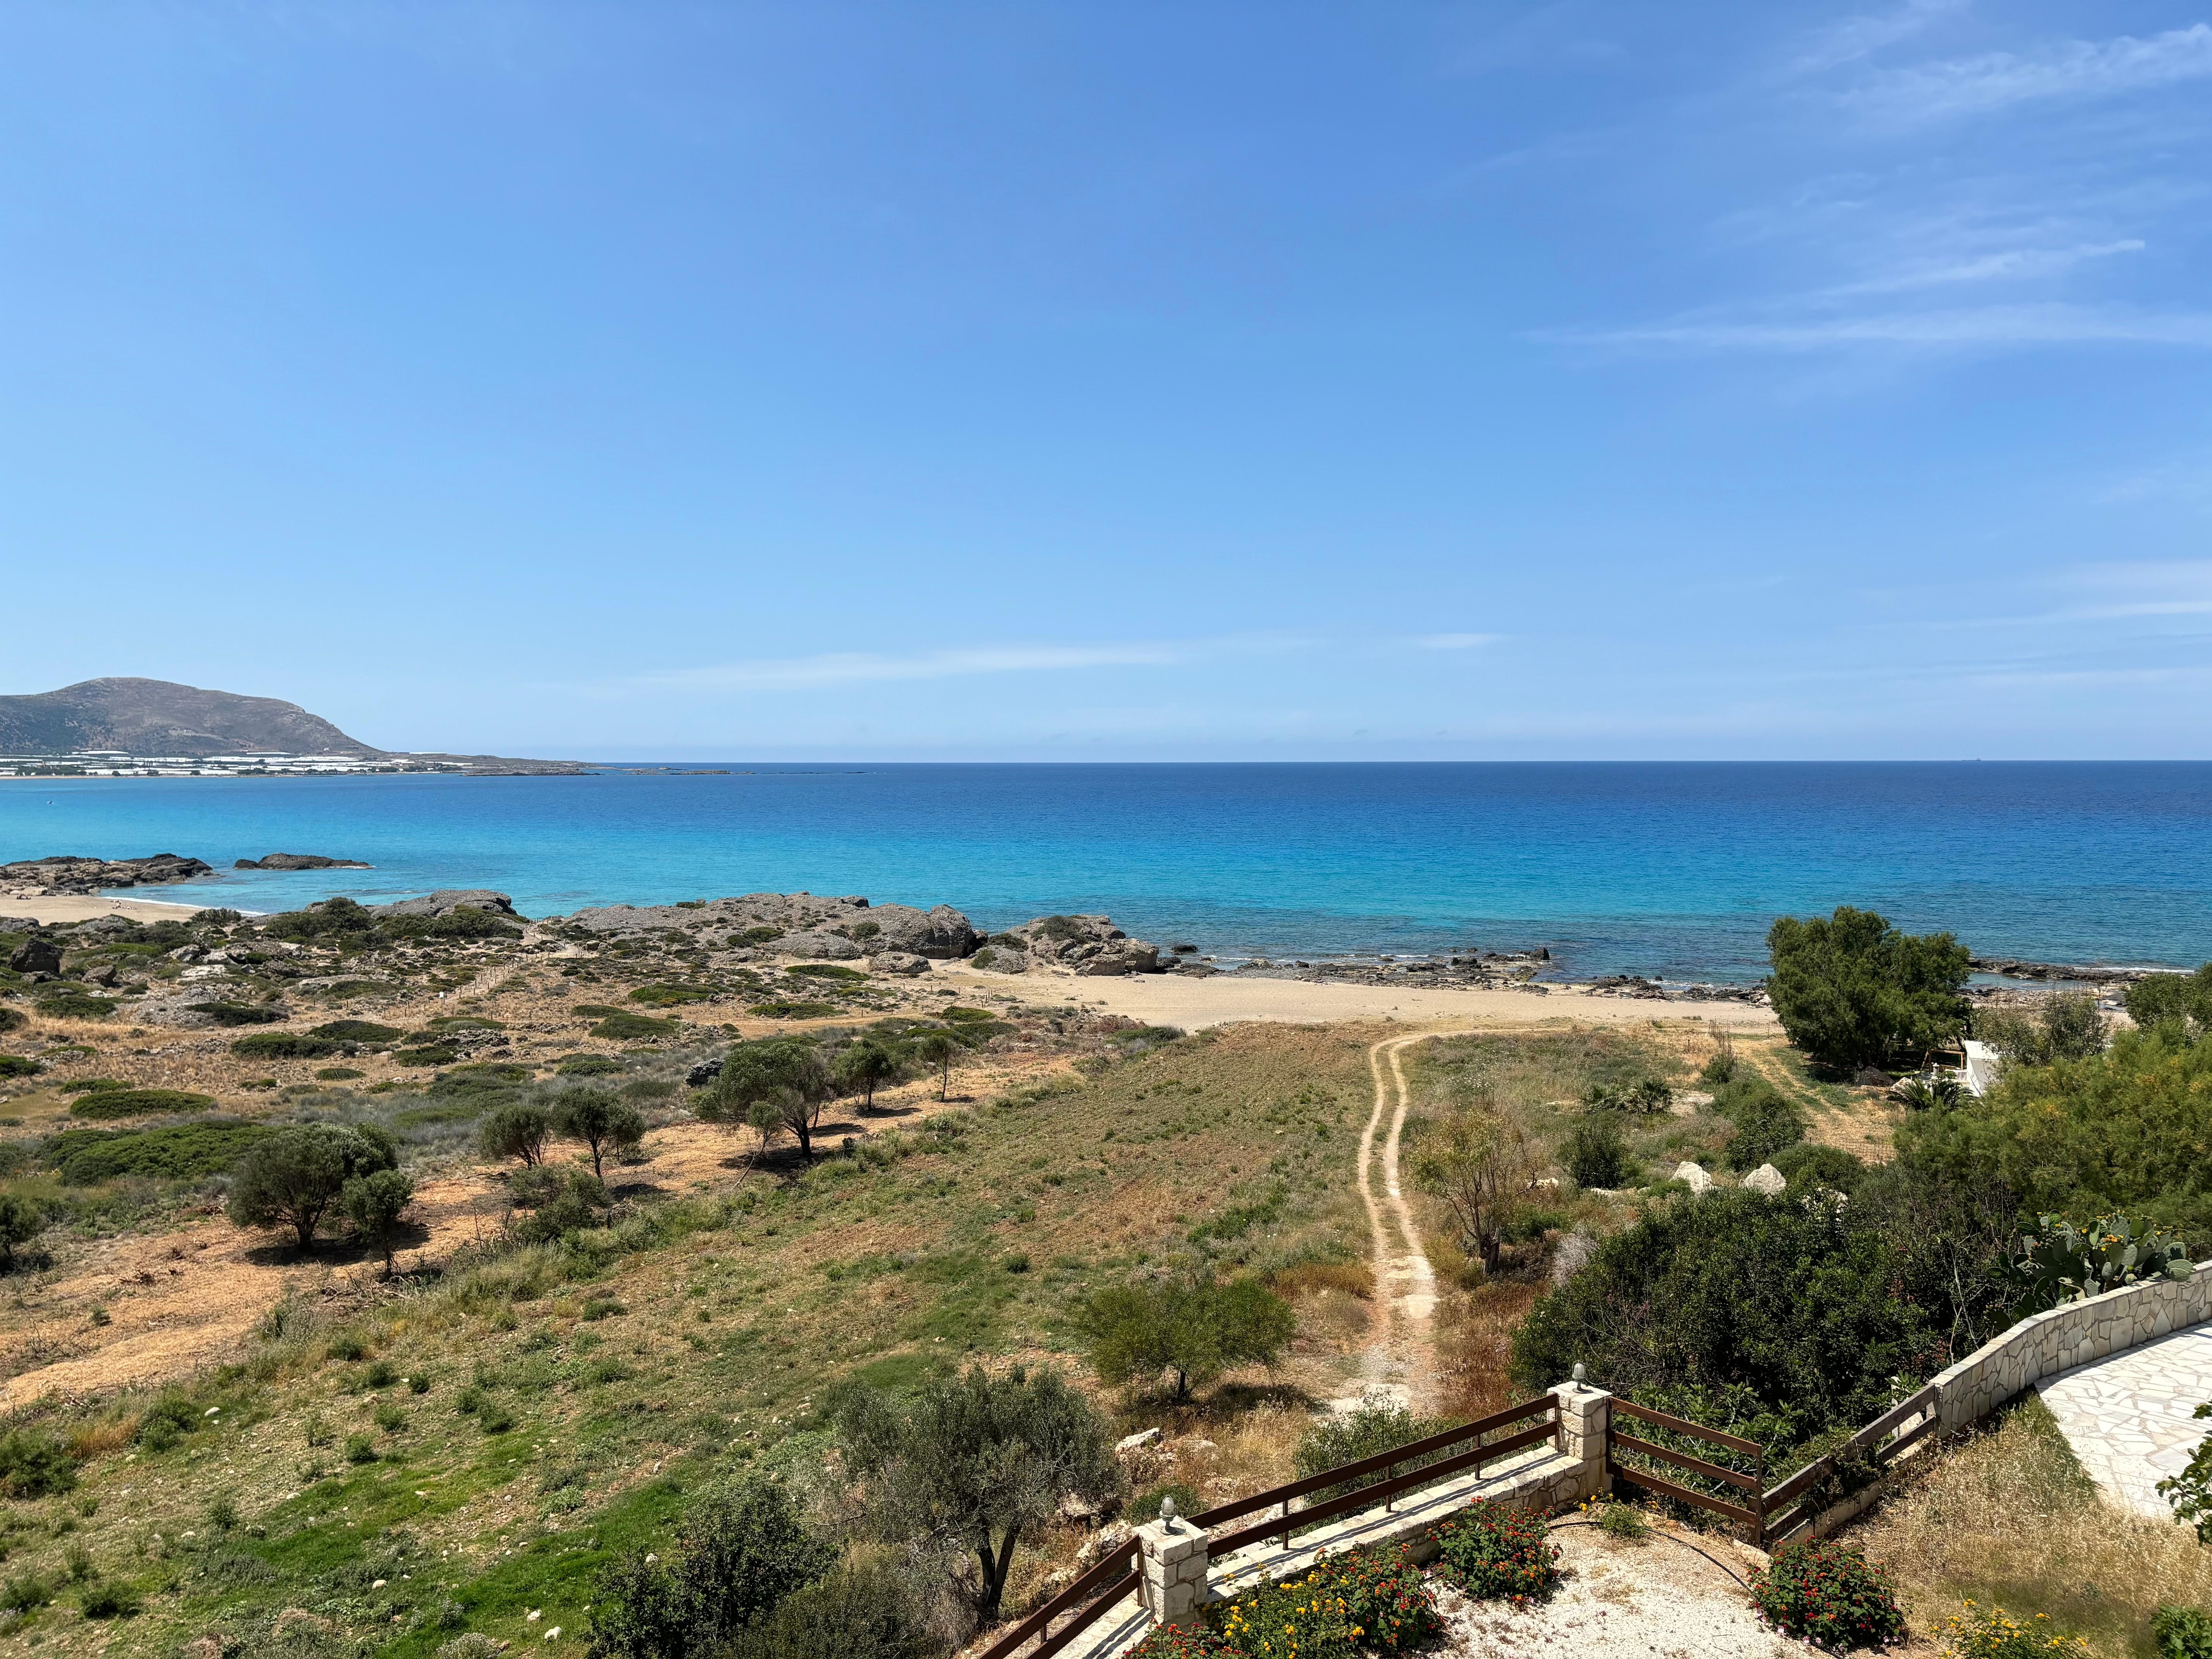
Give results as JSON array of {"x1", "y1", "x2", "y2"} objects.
[
  {"x1": 0, "y1": 892, "x2": 209, "y2": 926},
  {"x1": 929, "y1": 960, "x2": 1781, "y2": 1033}
]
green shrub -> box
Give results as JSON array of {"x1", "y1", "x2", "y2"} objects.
[
  {"x1": 308, "y1": 1020, "x2": 404, "y2": 1044},
  {"x1": 0, "y1": 1572, "x2": 51, "y2": 1614},
  {"x1": 0, "y1": 1429, "x2": 76, "y2": 1498},
  {"x1": 69, "y1": 1089, "x2": 218, "y2": 1119},
  {"x1": 1770, "y1": 1143, "x2": 1867, "y2": 1194},
  {"x1": 1080, "y1": 1276, "x2": 1295, "y2": 1402},
  {"x1": 396, "y1": 1045, "x2": 459, "y2": 1066},
  {"x1": 2154, "y1": 1605, "x2": 2212, "y2": 1659},
  {"x1": 226, "y1": 1123, "x2": 400, "y2": 1251},
  {"x1": 2015, "y1": 1212, "x2": 2190, "y2": 1312},
  {"x1": 315, "y1": 1065, "x2": 365, "y2": 1081},
  {"x1": 556, "y1": 1054, "x2": 624, "y2": 1078},
  {"x1": 719, "y1": 1559, "x2": 932, "y2": 1659},
  {"x1": 45, "y1": 1121, "x2": 272, "y2": 1185},
  {"x1": 229, "y1": 1032, "x2": 344, "y2": 1059},
  {"x1": 2126, "y1": 966, "x2": 2212, "y2": 1037},
  {"x1": 1561, "y1": 1117, "x2": 1631, "y2": 1188},
  {"x1": 747, "y1": 1001, "x2": 838, "y2": 1021},
  {"x1": 591, "y1": 1012, "x2": 680, "y2": 1041},
  {"x1": 1716, "y1": 1075, "x2": 1807, "y2": 1170},
  {"x1": 77, "y1": 1581, "x2": 140, "y2": 1619},
  {"x1": 2158, "y1": 1402, "x2": 2212, "y2": 1541},
  {"x1": 1432, "y1": 1499, "x2": 1559, "y2": 1603},
  {"x1": 787, "y1": 964, "x2": 865, "y2": 982},
  {"x1": 1748, "y1": 1542, "x2": 1905, "y2": 1651},
  {"x1": 0, "y1": 1193, "x2": 45, "y2": 1269},
  {"x1": 60, "y1": 1078, "x2": 127, "y2": 1094},
  {"x1": 1767, "y1": 906, "x2": 1970, "y2": 1070},
  {"x1": 629, "y1": 984, "x2": 711, "y2": 1006},
  {"x1": 586, "y1": 1475, "x2": 837, "y2": 1659},
  {"x1": 35, "y1": 991, "x2": 119, "y2": 1020},
  {"x1": 344, "y1": 1432, "x2": 378, "y2": 1464},
  {"x1": 1125, "y1": 1483, "x2": 1199, "y2": 1522},
  {"x1": 186, "y1": 1001, "x2": 284, "y2": 1027},
  {"x1": 1293, "y1": 1400, "x2": 1457, "y2": 1504},
  {"x1": 0, "y1": 1056, "x2": 41, "y2": 1079},
  {"x1": 1974, "y1": 994, "x2": 2107, "y2": 1067}
]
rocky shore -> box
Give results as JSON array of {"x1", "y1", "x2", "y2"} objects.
[
  {"x1": 234, "y1": 853, "x2": 373, "y2": 870},
  {"x1": 0, "y1": 853, "x2": 214, "y2": 895}
]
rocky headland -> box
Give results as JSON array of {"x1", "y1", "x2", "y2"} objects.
[{"x1": 0, "y1": 853, "x2": 215, "y2": 895}]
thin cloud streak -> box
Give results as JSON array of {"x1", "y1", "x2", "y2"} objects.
[
  {"x1": 643, "y1": 643, "x2": 1191, "y2": 691},
  {"x1": 1790, "y1": 0, "x2": 1967, "y2": 77},
  {"x1": 1824, "y1": 240, "x2": 2144, "y2": 295},
  {"x1": 1541, "y1": 304, "x2": 2212, "y2": 352},
  {"x1": 1847, "y1": 23, "x2": 2212, "y2": 123}
]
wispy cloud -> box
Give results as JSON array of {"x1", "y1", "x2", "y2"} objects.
[
  {"x1": 1416, "y1": 633, "x2": 1502, "y2": 650},
  {"x1": 1541, "y1": 303, "x2": 2212, "y2": 352},
  {"x1": 1791, "y1": 0, "x2": 1967, "y2": 77},
  {"x1": 1847, "y1": 23, "x2": 2212, "y2": 123},
  {"x1": 1825, "y1": 239, "x2": 2144, "y2": 295},
  {"x1": 641, "y1": 642, "x2": 1194, "y2": 691}
]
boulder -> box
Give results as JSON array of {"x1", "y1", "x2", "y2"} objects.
[
  {"x1": 996, "y1": 914, "x2": 1164, "y2": 974},
  {"x1": 0, "y1": 917, "x2": 42, "y2": 934},
  {"x1": 968, "y1": 945, "x2": 1030, "y2": 975},
  {"x1": 380, "y1": 889, "x2": 518, "y2": 919},
  {"x1": 685, "y1": 1058, "x2": 724, "y2": 1088},
  {"x1": 1852, "y1": 1067, "x2": 1895, "y2": 1087},
  {"x1": 1743, "y1": 1164, "x2": 1787, "y2": 1195},
  {"x1": 1672, "y1": 1161, "x2": 1713, "y2": 1194},
  {"x1": 0, "y1": 853, "x2": 214, "y2": 893},
  {"x1": 235, "y1": 854, "x2": 374, "y2": 871},
  {"x1": 7, "y1": 937, "x2": 61, "y2": 975},
  {"x1": 856, "y1": 903, "x2": 977, "y2": 960},
  {"x1": 868, "y1": 952, "x2": 931, "y2": 977},
  {"x1": 778, "y1": 930, "x2": 863, "y2": 960}
]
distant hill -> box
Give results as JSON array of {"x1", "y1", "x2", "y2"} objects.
[{"x1": 0, "y1": 678, "x2": 384, "y2": 759}]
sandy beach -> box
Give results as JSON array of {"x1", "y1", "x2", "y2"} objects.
[
  {"x1": 930, "y1": 959, "x2": 1781, "y2": 1033},
  {"x1": 0, "y1": 892, "x2": 210, "y2": 926}
]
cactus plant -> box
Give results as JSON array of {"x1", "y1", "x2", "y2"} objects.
[{"x1": 2011, "y1": 1213, "x2": 2192, "y2": 1311}]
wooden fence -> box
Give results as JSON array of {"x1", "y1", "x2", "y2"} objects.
[{"x1": 977, "y1": 1394, "x2": 1562, "y2": 1659}]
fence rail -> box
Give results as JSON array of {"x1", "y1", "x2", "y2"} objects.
[
  {"x1": 979, "y1": 1394, "x2": 1564, "y2": 1659},
  {"x1": 1757, "y1": 1383, "x2": 1939, "y2": 1545},
  {"x1": 1605, "y1": 1399, "x2": 1766, "y2": 1539}
]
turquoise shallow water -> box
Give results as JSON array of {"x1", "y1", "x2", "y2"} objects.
[{"x1": 2, "y1": 762, "x2": 2208, "y2": 981}]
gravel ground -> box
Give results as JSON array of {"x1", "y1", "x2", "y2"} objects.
[{"x1": 1440, "y1": 1523, "x2": 1800, "y2": 1659}]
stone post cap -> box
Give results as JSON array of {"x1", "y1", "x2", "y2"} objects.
[{"x1": 1135, "y1": 1518, "x2": 1207, "y2": 1563}]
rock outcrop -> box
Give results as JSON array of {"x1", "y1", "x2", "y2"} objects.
[
  {"x1": 0, "y1": 854, "x2": 214, "y2": 893},
  {"x1": 554, "y1": 893, "x2": 979, "y2": 961},
  {"x1": 380, "y1": 890, "x2": 519, "y2": 919},
  {"x1": 1743, "y1": 1164, "x2": 1787, "y2": 1195},
  {"x1": 235, "y1": 854, "x2": 373, "y2": 871},
  {"x1": 8, "y1": 936, "x2": 62, "y2": 975},
  {"x1": 984, "y1": 915, "x2": 1164, "y2": 976},
  {"x1": 1673, "y1": 1161, "x2": 1714, "y2": 1194}
]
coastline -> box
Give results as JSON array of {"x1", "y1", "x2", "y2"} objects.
[
  {"x1": 929, "y1": 959, "x2": 1785, "y2": 1033},
  {"x1": 0, "y1": 893, "x2": 214, "y2": 925}
]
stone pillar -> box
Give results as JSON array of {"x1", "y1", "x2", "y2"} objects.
[
  {"x1": 1551, "y1": 1379, "x2": 1612, "y2": 1501},
  {"x1": 1136, "y1": 1515, "x2": 1210, "y2": 1631}
]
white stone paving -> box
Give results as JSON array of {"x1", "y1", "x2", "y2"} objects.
[{"x1": 2035, "y1": 1321, "x2": 2212, "y2": 1518}]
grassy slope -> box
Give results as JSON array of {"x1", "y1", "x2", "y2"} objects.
[{"x1": 0, "y1": 1022, "x2": 1376, "y2": 1659}]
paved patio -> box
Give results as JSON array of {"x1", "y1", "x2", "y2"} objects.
[{"x1": 2035, "y1": 1322, "x2": 2212, "y2": 1518}]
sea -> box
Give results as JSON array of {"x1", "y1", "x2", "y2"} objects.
[{"x1": 3, "y1": 762, "x2": 2208, "y2": 983}]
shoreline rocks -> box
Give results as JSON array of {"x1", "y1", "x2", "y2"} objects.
[
  {"x1": 0, "y1": 853, "x2": 214, "y2": 894},
  {"x1": 549, "y1": 892, "x2": 980, "y2": 964},
  {"x1": 235, "y1": 853, "x2": 373, "y2": 871}
]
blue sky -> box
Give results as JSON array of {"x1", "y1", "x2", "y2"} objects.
[{"x1": 4, "y1": 2, "x2": 2210, "y2": 760}]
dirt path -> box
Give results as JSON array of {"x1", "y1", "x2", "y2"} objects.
[{"x1": 1351, "y1": 1033, "x2": 1440, "y2": 1413}]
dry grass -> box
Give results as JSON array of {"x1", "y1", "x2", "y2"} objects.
[
  {"x1": 1267, "y1": 1260, "x2": 1373, "y2": 1299},
  {"x1": 1851, "y1": 1398, "x2": 2212, "y2": 1658},
  {"x1": 1435, "y1": 1276, "x2": 1545, "y2": 1419}
]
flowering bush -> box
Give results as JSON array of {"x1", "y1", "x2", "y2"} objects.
[
  {"x1": 1748, "y1": 1543, "x2": 1906, "y2": 1653},
  {"x1": 1937, "y1": 1602, "x2": 2091, "y2": 1659},
  {"x1": 1431, "y1": 1499, "x2": 1560, "y2": 1605},
  {"x1": 1125, "y1": 1547, "x2": 1437, "y2": 1659}
]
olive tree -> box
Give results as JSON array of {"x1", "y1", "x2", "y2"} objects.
[
  {"x1": 478, "y1": 1100, "x2": 553, "y2": 1167},
  {"x1": 832, "y1": 1038, "x2": 902, "y2": 1111},
  {"x1": 833, "y1": 1365, "x2": 1116, "y2": 1625},
  {"x1": 700, "y1": 1037, "x2": 834, "y2": 1160},
  {"x1": 552, "y1": 1089, "x2": 647, "y2": 1179},
  {"x1": 1413, "y1": 1110, "x2": 1537, "y2": 1272},
  {"x1": 339, "y1": 1168, "x2": 416, "y2": 1277},
  {"x1": 909, "y1": 1029, "x2": 959, "y2": 1102},
  {"x1": 227, "y1": 1124, "x2": 399, "y2": 1253},
  {"x1": 1079, "y1": 1275, "x2": 1296, "y2": 1403}
]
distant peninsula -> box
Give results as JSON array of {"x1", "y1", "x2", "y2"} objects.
[{"x1": 0, "y1": 678, "x2": 584, "y2": 777}]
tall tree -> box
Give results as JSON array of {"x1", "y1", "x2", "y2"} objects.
[
  {"x1": 552, "y1": 1089, "x2": 647, "y2": 1179},
  {"x1": 701, "y1": 1037, "x2": 835, "y2": 1160},
  {"x1": 339, "y1": 1168, "x2": 416, "y2": 1276},
  {"x1": 909, "y1": 1029, "x2": 959, "y2": 1102},
  {"x1": 1766, "y1": 906, "x2": 1970, "y2": 1070},
  {"x1": 833, "y1": 1366, "x2": 1116, "y2": 1625},
  {"x1": 227, "y1": 1124, "x2": 399, "y2": 1252},
  {"x1": 832, "y1": 1038, "x2": 902, "y2": 1111},
  {"x1": 1080, "y1": 1275, "x2": 1296, "y2": 1402}
]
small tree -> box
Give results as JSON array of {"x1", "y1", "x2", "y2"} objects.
[
  {"x1": 1767, "y1": 906, "x2": 1970, "y2": 1071},
  {"x1": 587, "y1": 1475, "x2": 836, "y2": 1659},
  {"x1": 2126, "y1": 964, "x2": 2212, "y2": 1037},
  {"x1": 1413, "y1": 1110, "x2": 1536, "y2": 1272},
  {"x1": 910, "y1": 1029, "x2": 959, "y2": 1102},
  {"x1": 1560, "y1": 1117, "x2": 1631, "y2": 1188},
  {"x1": 553, "y1": 1089, "x2": 647, "y2": 1180},
  {"x1": 701, "y1": 1037, "x2": 834, "y2": 1160},
  {"x1": 1975, "y1": 994, "x2": 2108, "y2": 1070},
  {"x1": 833, "y1": 1365, "x2": 1116, "y2": 1625},
  {"x1": 340, "y1": 1168, "x2": 416, "y2": 1277},
  {"x1": 832, "y1": 1039, "x2": 902, "y2": 1111},
  {"x1": 0, "y1": 1193, "x2": 45, "y2": 1271},
  {"x1": 228, "y1": 1124, "x2": 399, "y2": 1252},
  {"x1": 478, "y1": 1101, "x2": 553, "y2": 1167},
  {"x1": 1080, "y1": 1275, "x2": 1296, "y2": 1402}
]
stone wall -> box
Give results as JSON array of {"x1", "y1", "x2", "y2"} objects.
[{"x1": 1930, "y1": 1261, "x2": 2212, "y2": 1430}]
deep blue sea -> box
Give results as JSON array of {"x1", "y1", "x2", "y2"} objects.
[{"x1": 2, "y1": 763, "x2": 2208, "y2": 982}]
